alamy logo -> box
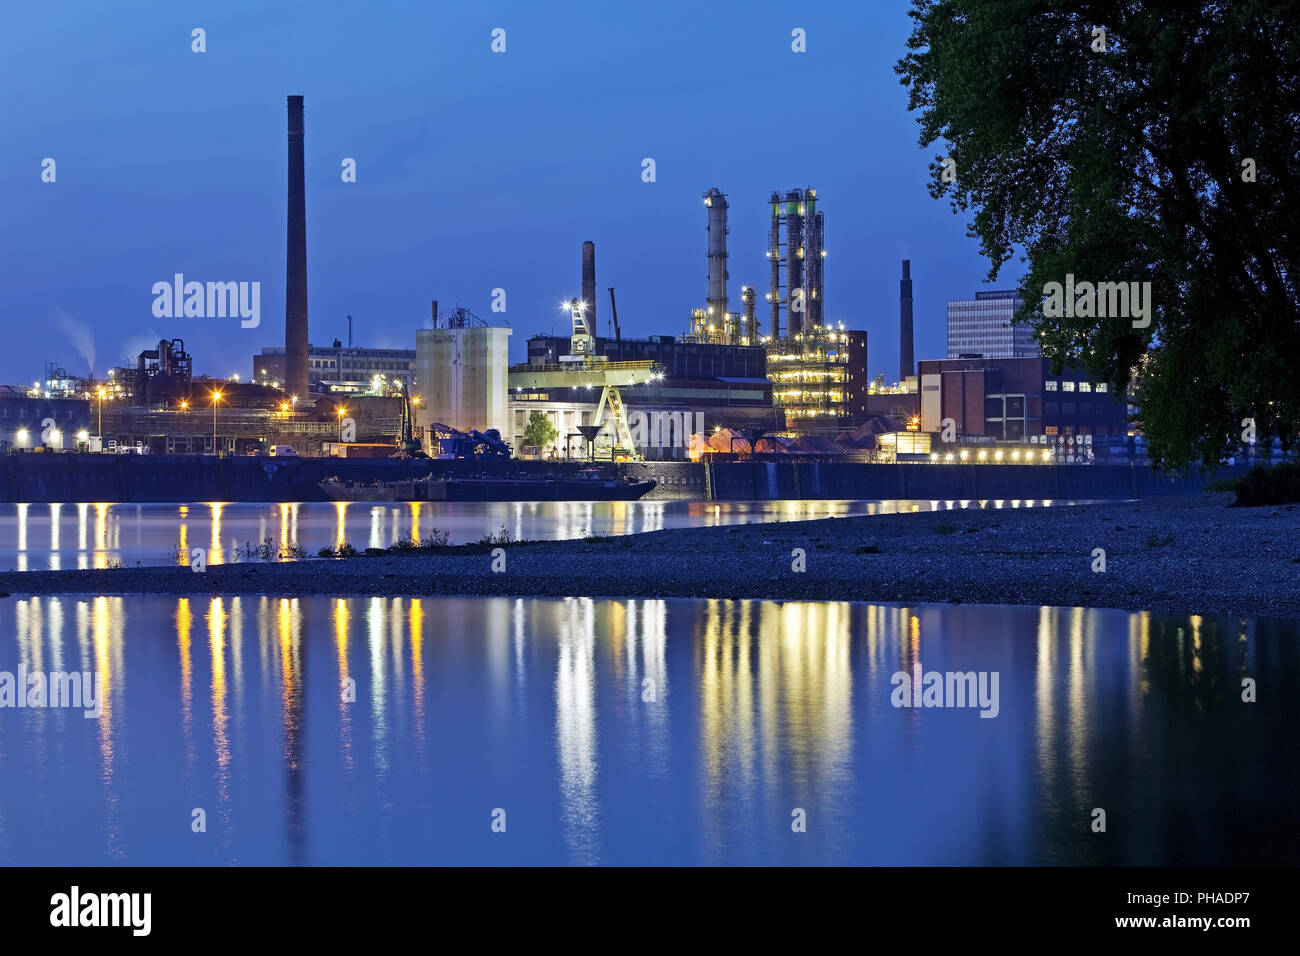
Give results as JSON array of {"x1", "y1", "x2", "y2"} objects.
[
  {"x1": 151, "y1": 274, "x2": 260, "y2": 328},
  {"x1": 0, "y1": 666, "x2": 103, "y2": 718},
  {"x1": 1041, "y1": 274, "x2": 1151, "y2": 329},
  {"x1": 50, "y1": 886, "x2": 151, "y2": 936},
  {"x1": 629, "y1": 411, "x2": 703, "y2": 450},
  {"x1": 890, "y1": 667, "x2": 1000, "y2": 718}
]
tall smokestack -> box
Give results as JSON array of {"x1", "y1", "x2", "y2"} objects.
[
  {"x1": 785, "y1": 190, "x2": 805, "y2": 337},
  {"x1": 805, "y1": 190, "x2": 823, "y2": 329},
  {"x1": 768, "y1": 192, "x2": 782, "y2": 338},
  {"x1": 742, "y1": 286, "x2": 757, "y2": 342},
  {"x1": 285, "y1": 95, "x2": 309, "y2": 401},
  {"x1": 581, "y1": 241, "x2": 596, "y2": 330},
  {"x1": 900, "y1": 259, "x2": 914, "y2": 383},
  {"x1": 704, "y1": 188, "x2": 728, "y2": 325}
]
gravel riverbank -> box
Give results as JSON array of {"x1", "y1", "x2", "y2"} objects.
[{"x1": 1, "y1": 493, "x2": 1297, "y2": 620}]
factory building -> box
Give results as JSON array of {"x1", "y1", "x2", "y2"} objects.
[
  {"x1": 947, "y1": 290, "x2": 1040, "y2": 359},
  {"x1": 765, "y1": 326, "x2": 869, "y2": 433},
  {"x1": 514, "y1": 332, "x2": 778, "y2": 459},
  {"x1": 414, "y1": 306, "x2": 511, "y2": 442},
  {"x1": 253, "y1": 344, "x2": 415, "y2": 395},
  {"x1": 917, "y1": 357, "x2": 1128, "y2": 458},
  {"x1": 0, "y1": 386, "x2": 91, "y2": 451}
]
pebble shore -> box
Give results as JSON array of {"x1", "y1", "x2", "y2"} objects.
[{"x1": 1, "y1": 493, "x2": 1297, "y2": 621}]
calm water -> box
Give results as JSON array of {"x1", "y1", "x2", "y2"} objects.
[
  {"x1": 0, "y1": 595, "x2": 1293, "y2": 865},
  {"x1": 0, "y1": 499, "x2": 1090, "y2": 570}
]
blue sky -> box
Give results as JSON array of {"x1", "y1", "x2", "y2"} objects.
[{"x1": 0, "y1": 0, "x2": 1010, "y2": 385}]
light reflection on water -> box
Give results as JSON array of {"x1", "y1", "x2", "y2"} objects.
[
  {"x1": 0, "y1": 498, "x2": 1091, "y2": 570},
  {"x1": 0, "y1": 595, "x2": 1293, "y2": 866}
]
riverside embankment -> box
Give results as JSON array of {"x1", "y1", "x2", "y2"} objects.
[
  {"x1": 0, "y1": 453, "x2": 1232, "y2": 502},
  {"x1": 2, "y1": 493, "x2": 1296, "y2": 621}
]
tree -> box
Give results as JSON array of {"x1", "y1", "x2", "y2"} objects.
[
  {"x1": 896, "y1": 0, "x2": 1299, "y2": 468},
  {"x1": 523, "y1": 411, "x2": 558, "y2": 453}
]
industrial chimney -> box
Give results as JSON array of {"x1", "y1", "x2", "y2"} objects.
[
  {"x1": 581, "y1": 241, "x2": 597, "y2": 329},
  {"x1": 285, "y1": 95, "x2": 309, "y2": 401},
  {"x1": 900, "y1": 259, "x2": 914, "y2": 383},
  {"x1": 703, "y1": 188, "x2": 728, "y2": 325}
]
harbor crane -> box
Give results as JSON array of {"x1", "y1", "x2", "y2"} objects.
[{"x1": 507, "y1": 298, "x2": 660, "y2": 461}]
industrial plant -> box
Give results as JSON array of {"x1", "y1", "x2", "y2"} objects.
[{"x1": 1, "y1": 93, "x2": 1138, "y2": 469}]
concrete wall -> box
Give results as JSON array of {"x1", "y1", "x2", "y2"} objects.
[{"x1": 0, "y1": 453, "x2": 1240, "y2": 503}]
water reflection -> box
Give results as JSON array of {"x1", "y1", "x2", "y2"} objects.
[
  {"x1": 0, "y1": 498, "x2": 1099, "y2": 570},
  {"x1": 0, "y1": 595, "x2": 1295, "y2": 865}
]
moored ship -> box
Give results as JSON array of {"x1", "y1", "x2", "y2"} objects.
[{"x1": 318, "y1": 471, "x2": 656, "y2": 502}]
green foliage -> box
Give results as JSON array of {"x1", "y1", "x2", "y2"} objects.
[
  {"x1": 896, "y1": 1, "x2": 1300, "y2": 469},
  {"x1": 335, "y1": 542, "x2": 359, "y2": 558},
  {"x1": 317, "y1": 547, "x2": 335, "y2": 558},
  {"x1": 1219, "y1": 462, "x2": 1300, "y2": 506},
  {"x1": 523, "y1": 411, "x2": 559, "y2": 451}
]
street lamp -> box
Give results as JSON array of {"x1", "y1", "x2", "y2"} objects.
[
  {"x1": 336, "y1": 406, "x2": 347, "y2": 441},
  {"x1": 211, "y1": 390, "x2": 223, "y2": 455}
]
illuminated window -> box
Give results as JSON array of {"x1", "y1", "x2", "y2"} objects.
[
  {"x1": 1061, "y1": 381, "x2": 1076, "y2": 392},
  {"x1": 1078, "y1": 382, "x2": 1091, "y2": 392},
  {"x1": 1045, "y1": 380, "x2": 1058, "y2": 391},
  {"x1": 1095, "y1": 383, "x2": 1108, "y2": 392}
]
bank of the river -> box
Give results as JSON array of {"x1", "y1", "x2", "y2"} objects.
[{"x1": 1, "y1": 493, "x2": 1296, "y2": 620}]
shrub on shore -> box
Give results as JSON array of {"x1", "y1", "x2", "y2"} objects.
[{"x1": 1215, "y1": 463, "x2": 1300, "y2": 506}]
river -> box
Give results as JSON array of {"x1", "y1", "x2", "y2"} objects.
[
  {"x1": 0, "y1": 595, "x2": 1292, "y2": 865},
  {"x1": 0, "y1": 498, "x2": 1095, "y2": 570}
]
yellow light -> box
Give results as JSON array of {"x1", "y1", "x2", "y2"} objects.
[
  {"x1": 180, "y1": 401, "x2": 189, "y2": 411},
  {"x1": 76, "y1": 430, "x2": 89, "y2": 441},
  {"x1": 979, "y1": 450, "x2": 988, "y2": 461},
  {"x1": 1012, "y1": 450, "x2": 1020, "y2": 461},
  {"x1": 411, "y1": 396, "x2": 421, "y2": 406},
  {"x1": 995, "y1": 450, "x2": 1003, "y2": 461},
  {"x1": 212, "y1": 391, "x2": 222, "y2": 402},
  {"x1": 959, "y1": 450, "x2": 968, "y2": 460}
]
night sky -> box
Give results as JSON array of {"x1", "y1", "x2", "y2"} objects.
[{"x1": 1, "y1": 0, "x2": 1006, "y2": 386}]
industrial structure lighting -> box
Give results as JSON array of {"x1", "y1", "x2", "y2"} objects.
[{"x1": 211, "y1": 390, "x2": 223, "y2": 454}]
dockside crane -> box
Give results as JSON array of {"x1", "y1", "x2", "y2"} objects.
[
  {"x1": 507, "y1": 298, "x2": 660, "y2": 461},
  {"x1": 608, "y1": 287, "x2": 622, "y2": 345}
]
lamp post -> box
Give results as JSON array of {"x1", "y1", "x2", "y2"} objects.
[
  {"x1": 211, "y1": 391, "x2": 223, "y2": 455},
  {"x1": 337, "y1": 406, "x2": 347, "y2": 441}
]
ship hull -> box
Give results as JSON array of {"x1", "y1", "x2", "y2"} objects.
[{"x1": 319, "y1": 477, "x2": 656, "y2": 502}]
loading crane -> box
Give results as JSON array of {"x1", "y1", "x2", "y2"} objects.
[
  {"x1": 508, "y1": 298, "x2": 660, "y2": 460},
  {"x1": 608, "y1": 287, "x2": 622, "y2": 345},
  {"x1": 394, "y1": 382, "x2": 427, "y2": 457}
]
